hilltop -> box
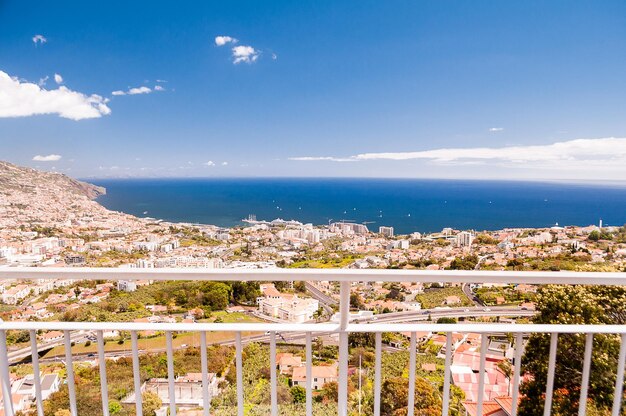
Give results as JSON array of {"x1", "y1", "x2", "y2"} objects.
[
  {"x1": 0, "y1": 161, "x2": 105, "y2": 199},
  {"x1": 0, "y1": 161, "x2": 122, "y2": 229}
]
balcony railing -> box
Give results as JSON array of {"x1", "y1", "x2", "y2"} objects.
[{"x1": 0, "y1": 268, "x2": 624, "y2": 416}]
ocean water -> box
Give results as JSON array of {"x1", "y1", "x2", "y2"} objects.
[{"x1": 90, "y1": 178, "x2": 626, "y2": 234}]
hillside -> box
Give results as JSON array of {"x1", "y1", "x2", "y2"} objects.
[{"x1": 0, "y1": 161, "x2": 112, "y2": 228}]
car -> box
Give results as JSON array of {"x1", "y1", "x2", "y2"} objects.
[
  {"x1": 483, "y1": 308, "x2": 492, "y2": 312},
  {"x1": 371, "y1": 316, "x2": 378, "y2": 321},
  {"x1": 464, "y1": 309, "x2": 470, "y2": 312}
]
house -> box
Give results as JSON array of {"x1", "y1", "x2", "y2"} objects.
[
  {"x1": 276, "y1": 353, "x2": 302, "y2": 375},
  {"x1": 123, "y1": 373, "x2": 219, "y2": 409},
  {"x1": 258, "y1": 293, "x2": 319, "y2": 323},
  {"x1": 462, "y1": 396, "x2": 515, "y2": 416},
  {"x1": 40, "y1": 331, "x2": 64, "y2": 343},
  {"x1": 146, "y1": 305, "x2": 168, "y2": 313},
  {"x1": 1, "y1": 393, "x2": 29, "y2": 413},
  {"x1": 117, "y1": 280, "x2": 137, "y2": 292},
  {"x1": 292, "y1": 366, "x2": 337, "y2": 390},
  {"x1": 13, "y1": 374, "x2": 60, "y2": 401},
  {"x1": 1, "y1": 285, "x2": 30, "y2": 305}
]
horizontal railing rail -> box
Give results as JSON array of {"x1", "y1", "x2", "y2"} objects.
[
  {"x1": 1, "y1": 321, "x2": 626, "y2": 334},
  {"x1": 1, "y1": 266, "x2": 626, "y2": 285},
  {"x1": 0, "y1": 267, "x2": 624, "y2": 416}
]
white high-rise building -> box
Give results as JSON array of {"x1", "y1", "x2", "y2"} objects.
[
  {"x1": 456, "y1": 231, "x2": 474, "y2": 247},
  {"x1": 379, "y1": 226, "x2": 394, "y2": 238}
]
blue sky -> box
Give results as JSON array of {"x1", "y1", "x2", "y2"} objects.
[{"x1": 1, "y1": 1, "x2": 626, "y2": 180}]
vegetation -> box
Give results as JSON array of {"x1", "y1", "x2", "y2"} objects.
[
  {"x1": 414, "y1": 286, "x2": 473, "y2": 309},
  {"x1": 37, "y1": 346, "x2": 233, "y2": 416},
  {"x1": 446, "y1": 255, "x2": 478, "y2": 270},
  {"x1": 56, "y1": 280, "x2": 260, "y2": 322},
  {"x1": 519, "y1": 285, "x2": 626, "y2": 416},
  {"x1": 474, "y1": 284, "x2": 536, "y2": 306}
]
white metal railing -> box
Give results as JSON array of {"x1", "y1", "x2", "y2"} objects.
[{"x1": 0, "y1": 268, "x2": 625, "y2": 416}]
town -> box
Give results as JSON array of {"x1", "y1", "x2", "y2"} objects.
[{"x1": 1, "y1": 163, "x2": 625, "y2": 415}]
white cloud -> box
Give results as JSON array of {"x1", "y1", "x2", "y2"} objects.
[
  {"x1": 205, "y1": 161, "x2": 215, "y2": 166},
  {"x1": 128, "y1": 86, "x2": 151, "y2": 95},
  {"x1": 222, "y1": 161, "x2": 228, "y2": 166},
  {"x1": 290, "y1": 137, "x2": 626, "y2": 175},
  {"x1": 215, "y1": 36, "x2": 237, "y2": 46},
  {"x1": 54, "y1": 73, "x2": 63, "y2": 84},
  {"x1": 289, "y1": 156, "x2": 357, "y2": 162},
  {"x1": 350, "y1": 138, "x2": 626, "y2": 164},
  {"x1": 489, "y1": 127, "x2": 504, "y2": 132},
  {"x1": 38, "y1": 76, "x2": 49, "y2": 86},
  {"x1": 0, "y1": 70, "x2": 111, "y2": 121},
  {"x1": 112, "y1": 86, "x2": 155, "y2": 96},
  {"x1": 232, "y1": 45, "x2": 259, "y2": 64},
  {"x1": 271, "y1": 53, "x2": 278, "y2": 60},
  {"x1": 33, "y1": 154, "x2": 62, "y2": 162},
  {"x1": 32, "y1": 35, "x2": 47, "y2": 45}
]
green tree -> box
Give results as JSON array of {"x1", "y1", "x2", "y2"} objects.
[
  {"x1": 380, "y1": 376, "x2": 441, "y2": 416},
  {"x1": 318, "y1": 381, "x2": 339, "y2": 403},
  {"x1": 142, "y1": 392, "x2": 162, "y2": 416},
  {"x1": 291, "y1": 385, "x2": 306, "y2": 404},
  {"x1": 107, "y1": 400, "x2": 123, "y2": 414},
  {"x1": 350, "y1": 293, "x2": 365, "y2": 310},
  {"x1": 447, "y1": 255, "x2": 478, "y2": 270},
  {"x1": 588, "y1": 230, "x2": 601, "y2": 241},
  {"x1": 519, "y1": 285, "x2": 626, "y2": 416}
]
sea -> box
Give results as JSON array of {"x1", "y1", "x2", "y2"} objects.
[{"x1": 90, "y1": 178, "x2": 626, "y2": 234}]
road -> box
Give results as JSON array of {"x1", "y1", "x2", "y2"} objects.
[
  {"x1": 305, "y1": 281, "x2": 337, "y2": 314},
  {"x1": 462, "y1": 283, "x2": 484, "y2": 306},
  {"x1": 8, "y1": 330, "x2": 88, "y2": 364},
  {"x1": 33, "y1": 306, "x2": 535, "y2": 364}
]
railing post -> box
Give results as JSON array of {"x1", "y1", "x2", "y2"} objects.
[
  {"x1": 476, "y1": 333, "x2": 488, "y2": 416},
  {"x1": 374, "y1": 332, "x2": 382, "y2": 416},
  {"x1": 270, "y1": 331, "x2": 278, "y2": 416},
  {"x1": 236, "y1": 332, "x2": 244, "y2": 416},
  {"x1": 442, "y1": 332, "x2": 452, "y2": 416},
  {"x1": 200, "y1": 331, "x2": 210, "y2": 416},
  {"x1": 612, "y1": 333, "x2": 626, "y2": 416},
  {"x1": 166, "y1": 331, "x2": 176, "y2": 416},
  {"x1": 96, "y1": 331, "x2": 110, "y2": 416},
  {"x1": 305, "y1": 332, "x2": 313, "y2": 416},
  {"x1": 131, "y1": 331, "x2": 143, "y2": 416},
  {"x1": 64, "y1": 330, "x2": 78, "y2": 416},
  {"x1": 544, "y1": 333, "x2": 559, "y2": 416},
  {"x1": 408, "y1": 332, "x2": 417, "y2": 416},
  {"x1": 338, "y1": 280, "x2": 350, "y2": 416},
  {"x1": 511, "y1": 332, "x2": 524, "y2": 416},
  {"x1": 0, "y1": 330, "x2": 15, "y2": 416},
  {"x1": 29, "y1": 330, "x2": 44, "y2": 416},
  {"x1": 578, "y1": 333, "x2": 593, "y2": 416}
]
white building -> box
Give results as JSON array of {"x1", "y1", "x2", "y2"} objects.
[
  {"x1": 456, "y1": 231, "x2": 474, "y2": 248},
  {"x1": 1, "y1": 285, "x2": 30, "y2": 304},
  {"x1": 292, "y1": 366, "x2": 337, "y2": 390},
  {"x1": 379, "y1": 226, "x2": 394, "y2": 238},
  {"x1": 118, "y1": 280, "x2": 138, "y2": 292},
  {"x1": 258, "y1": 287, "x2": 320, "y2": 323}
]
